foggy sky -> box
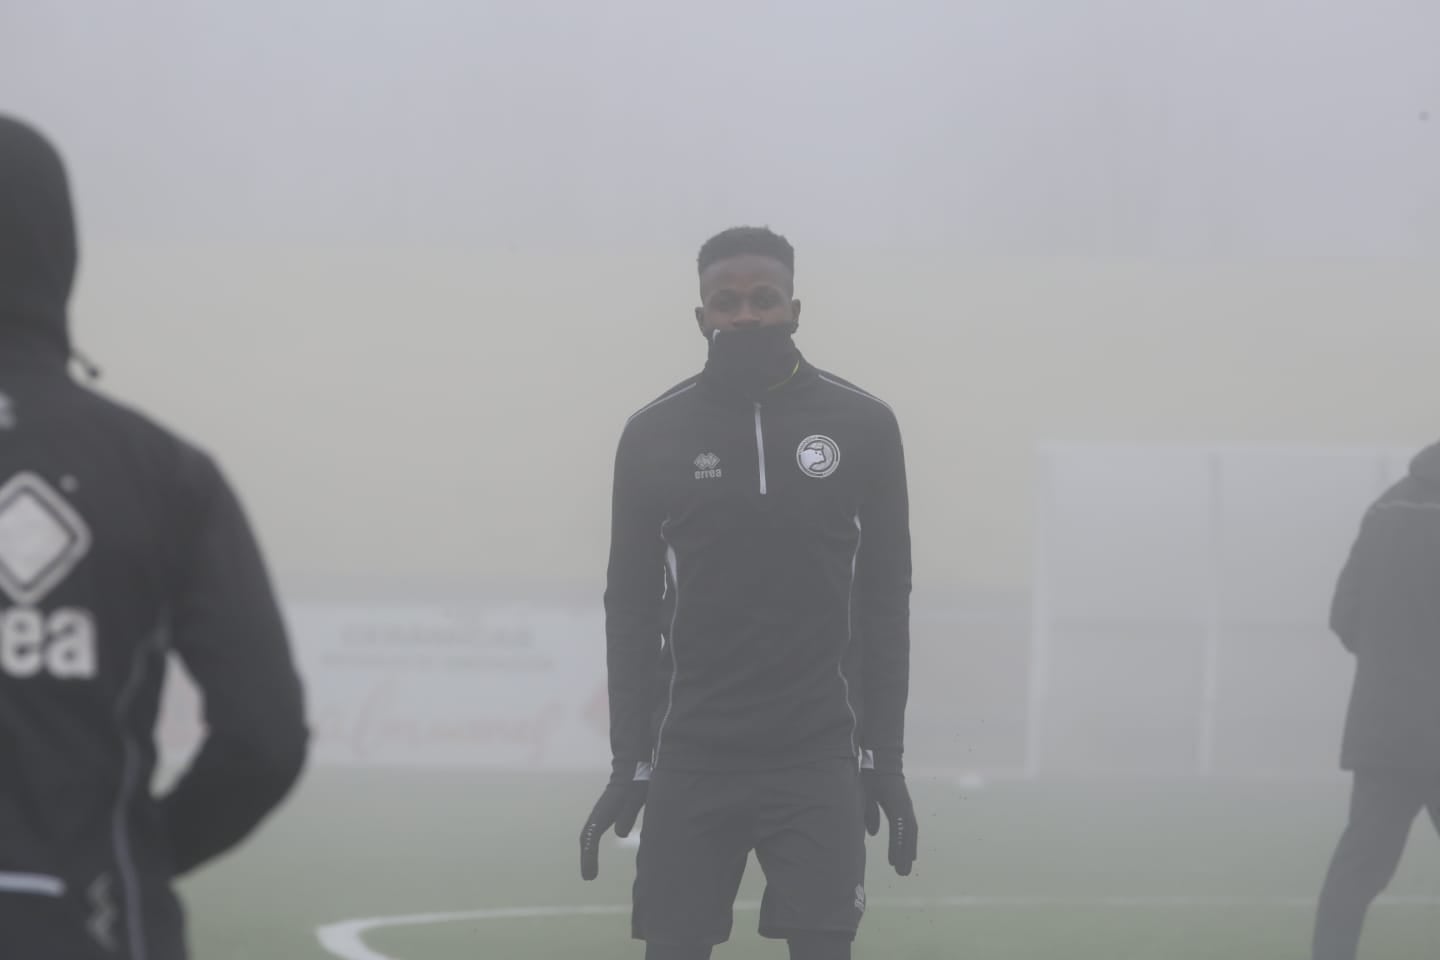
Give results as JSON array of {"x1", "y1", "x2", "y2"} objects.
[
  {"x1": 5, "y1": 0, "x2": 1439, "y2": 256},
  {"x1": 3, "y1": 2, "x2": 1439, "y2": 592}
]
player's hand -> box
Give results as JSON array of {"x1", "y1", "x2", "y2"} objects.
[
  {"x1": 862, "y1": 763, "x2": 917, "y2": 877},
  {"x1": 579, "y1": 760, "x2": 650, "y2": 881}
]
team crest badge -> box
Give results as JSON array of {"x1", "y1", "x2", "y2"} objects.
[{"x1": 796, "y1": 435, "x2": 840, "y2": 478}]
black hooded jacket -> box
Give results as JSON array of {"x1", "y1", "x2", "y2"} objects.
[
  {"x1": 0, "y1": 116, "x2": 308, "y2": 960},
  {"x1": 604, "y1": 330, "x2": 912, "y2": 775},
  {"x1": 1331, "y1": 442, "x2": 1440, "y2": 773}
]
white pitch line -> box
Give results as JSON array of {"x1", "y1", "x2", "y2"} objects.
[
  {"x1": 317, "y1": 905, "x2": 631, "y2": 960},
  {"x1": 315, "y1": 894, "x2": 1440, "y2": 960}
]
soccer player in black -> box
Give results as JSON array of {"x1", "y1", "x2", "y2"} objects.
[
  {"x1": 0, "y1": 115, "x2": 308, "y2": 959},
  {"x1": 1313, "y1": 442, "x2": 1440, "y2": 960},
  {"x1": 580, "y1": 227, "x2": 917, "y2": 960}
]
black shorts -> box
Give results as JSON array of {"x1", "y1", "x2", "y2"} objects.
[{"x1": 631, "y1": 756, "x2": 867, "y2": 946}]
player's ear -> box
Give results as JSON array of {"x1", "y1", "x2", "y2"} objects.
[
  {"x1": 695, "y1": 306, "x2": 707, "y2": 337},
  {"x1": 791, "y1": 299, "x2": 802, "y2": 329}
]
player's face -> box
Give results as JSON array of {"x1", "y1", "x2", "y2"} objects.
[{"x1": 695, "y1": 255, "x2": 800, "y2": 336}]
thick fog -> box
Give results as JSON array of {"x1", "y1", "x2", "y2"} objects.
[
  {"x1": 3, "y1": 3, "x2": 1439, "y2": 956},
  {"x1": 5, "y1": 2, "x2": 1439, "y2": 596}
]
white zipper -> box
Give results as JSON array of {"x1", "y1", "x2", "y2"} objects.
[
  {"x1": 653, "y1": 542, "x2": 680, "y2": 768},
  {"x1": 753, "y1": 403, "x2": 768, "y2": 495}
]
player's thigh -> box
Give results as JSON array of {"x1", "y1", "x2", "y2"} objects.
[
  {"x1": 752, "y1": 757, "x2": 867, "y2": 940},
  {"x1": 633, "y1": 769, "x2": 750, "y2": 946},
  {"x1": 1346, "y1": 770, "x2": 1426, "y2": 848}
]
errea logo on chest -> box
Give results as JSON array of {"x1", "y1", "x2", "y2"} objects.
[{"x1": 693, "y1": 453, "x2": 723, "y2": 480}]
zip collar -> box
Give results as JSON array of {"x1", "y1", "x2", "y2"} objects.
[{"x1": 699, "y1": 355, "x2": 819, "y2": 406}]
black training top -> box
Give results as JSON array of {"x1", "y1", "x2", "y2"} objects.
[
  {"x1": 604, "y1": 352, "x2": 912, "y2": 774},
  {"x1": 0, "y1": 115, "x2": 307, "y2": 960}
]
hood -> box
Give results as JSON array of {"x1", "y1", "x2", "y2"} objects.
[
  {"x1": 0, "y1": 115, "x2": 77, "y2": 360},
  {"x1": 1409, "y1": 441, "x2": 1440, "y2": 485}
]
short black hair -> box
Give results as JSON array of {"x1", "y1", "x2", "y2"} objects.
[{"x1": 697, "y1": 226, "x2": 795, "y2": 277}]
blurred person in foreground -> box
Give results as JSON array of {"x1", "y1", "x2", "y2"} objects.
[
  {"x1": 0, "y1": 115, "x2": 308, "y2": 959},
  {"x1": 579, "y1": 227, "x2": 916, "y2": 960},
  {"x1": 1313, "y1": 443, "x2": 1440, "y2": 960}
]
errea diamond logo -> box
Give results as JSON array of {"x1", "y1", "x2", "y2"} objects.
[
  {"x1": 693, "y1": 453, "x2": 723, "y2": 480},
  {"x1": 0, "y1": 473, "x2": 91, "y2": 606}
]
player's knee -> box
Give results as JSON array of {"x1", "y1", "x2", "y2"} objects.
[
  {"x1": 644, "y1": 942, "x2": 713, "y2": 960},
  {"x1": 1337, "y1": 834, "x2": 1408, "y2": 891},
  {"x1": 787, "y1": 932, "x2": 853, "y2": 960}
]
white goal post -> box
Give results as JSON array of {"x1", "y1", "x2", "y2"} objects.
[{"x1": 1026, "y1": 444, "x2": 1414, "y2": 779}]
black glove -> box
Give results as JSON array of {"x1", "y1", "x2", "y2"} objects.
[
  {"x1": 862, "y1": 752, "x2": 917, "y2": 877},
  {"x1": 579, "y1": 759, "x2": 650, "y2": 881}
]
